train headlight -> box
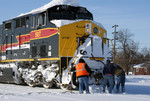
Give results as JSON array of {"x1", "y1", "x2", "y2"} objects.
[
  {"x1": 85, "y1": 23, "x2": 91, "y2": 34},
  {"x1": 86, "y1": 28, "x2": 90, "y2": 33}
]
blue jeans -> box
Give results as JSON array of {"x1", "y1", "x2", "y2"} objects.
[
  {"x1": 78, "y1": 76, "x2": 90, "y2": 94},
  {"x1": 103, "y1": 75, "x2": 114, "y2": 93},
  {"x1": 116, "y1": 75, "x2": 125, "y2": 93}
]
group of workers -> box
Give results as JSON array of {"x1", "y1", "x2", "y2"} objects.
[{"x1": 71, "y1": 58, "x2": 126, "y2": 94}]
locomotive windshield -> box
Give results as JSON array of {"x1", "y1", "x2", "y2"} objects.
[{"x1": 48, "y1": 5, "x2": 93, "y2": 21}]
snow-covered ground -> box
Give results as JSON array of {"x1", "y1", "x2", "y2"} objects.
[{"x1": 0, "y1": 75, "x2": 150, "y2": 101}]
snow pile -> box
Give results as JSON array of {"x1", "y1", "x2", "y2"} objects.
[
  {"x1": 19, "y1": 0, "x2": 79, "y2": 17},
  {"x1": 51, "y1": 20, "x2": 80, "y2": 27},
  {"x1": 51, "y1": 20, "x2": 107, "y2": 28},
  {"x1": 126, "y1": 75, "x2": 150, "y2": 85}
]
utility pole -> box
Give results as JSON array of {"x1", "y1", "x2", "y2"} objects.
[{"x1": 112, "y1": 25, "x2": 118, "y2": 63}]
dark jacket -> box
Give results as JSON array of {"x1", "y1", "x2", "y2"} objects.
[{"x1": 103, "y1": 63, "x2": 116, "y2": 75}]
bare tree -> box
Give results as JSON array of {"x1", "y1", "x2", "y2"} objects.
[
  {"x1": 115, "y1": 29, "x2": 139, "y2": 75},
  {"x1": 141, "y1": 47, "x2": 150, "y2": 62}
]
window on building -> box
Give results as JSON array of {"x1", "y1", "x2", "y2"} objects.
[
  {"x1": 26, "y1": 17, "x2": 29, "y2": 28},
  {"x1": 42, "y1": 13, "x2": 46, "y2": 25},
  {"x1": 34, "y1": 16, "x2": 37, "y2": 27},
  {"x1": 5, "y1": 22, "x2": 11, "y2": 30},
  {"x1": 21, "y1": 17, "x2": 26, "y2": 27},
  {"x1": 38, "y1": 15, "x2": 42, "y2": 26},
  {"x1": 26, "y1": 16, "x2": 29, "y2": 20},
  {"x1": 136, "y1": 68, "x2": 139, "y2": 72},
  {"x1": 38, "y1": 13, "x2": 46, "y2": 26},
  {"x1": 16, "y1": 19, "x2": 21, "y2": 28},
  {"x1": 25, "y1": 17, "x2": 30, "y2": 28},
  {"x1": 32, "y1": 16, "x2": 38, "y2": 28},
  {"x1": 31, "y1": 17, "x2": 33, "y2": 28}
]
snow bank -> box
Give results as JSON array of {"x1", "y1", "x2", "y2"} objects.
[
  {"x1": 0, "y1": 75, "x2": 150, "y2": 101},
  {"x1": 18, "y1": 0, "x2": 79, "y2": 17},
  {"x1": 126, "y1": 75, "x2": 150, "y2": 85}
]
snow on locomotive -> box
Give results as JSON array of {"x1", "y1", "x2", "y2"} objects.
[{"x1": 0, "y1": 0, "x2": 110, "y2": 89}]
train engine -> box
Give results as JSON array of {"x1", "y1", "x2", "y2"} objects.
[{"x1": 0, "y1": 4, "x2": 110, "y2": 89}]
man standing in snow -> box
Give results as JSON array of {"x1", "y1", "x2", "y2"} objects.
[
  {"x1": 115, "y1": 66, "x2": 126, "y2": 93},
  {"x1": 103, "y1": 60, "x2": 116, "y2": 93},
  {"x1": 71, "y1": 58, "x2": 92, "y2": 94}
]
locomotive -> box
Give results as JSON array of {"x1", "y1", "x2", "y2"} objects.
[{"x1": 0, "y1": 3, "x2": 110, "y2": 89}]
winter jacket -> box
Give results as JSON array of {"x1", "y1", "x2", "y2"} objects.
[{"x1": 103, "y1": 63, "x2": 116, "y2": 75}]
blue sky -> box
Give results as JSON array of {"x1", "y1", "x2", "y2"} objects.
[{"x1": 0, "y1": 0, "x2": 150, "y2": 50}]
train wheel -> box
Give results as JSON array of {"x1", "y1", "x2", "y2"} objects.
[
  {"x1": 27, "y1": 80, "x2": 36, "y2": 87},
  {"x1": 43, "y1": 82, "x2": 53, "y2": 89},
  {"x1": 60, "y1": 84, "x2": 73, "y2": 90},
  {"x1": 43, "y1": 78, "x2": 53, "y2": 89}
]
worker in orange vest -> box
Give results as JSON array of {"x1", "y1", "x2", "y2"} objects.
[{"x1": 71, "y1": 58, "x2": 92, "y2": 94}]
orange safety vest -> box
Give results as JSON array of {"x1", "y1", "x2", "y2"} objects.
[{"x1": 75, "y1": 63, "x2": 89, "y2": 77}]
